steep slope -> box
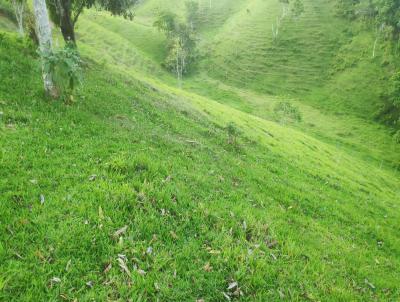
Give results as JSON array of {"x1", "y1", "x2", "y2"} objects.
[
  {"x1": 173, "y1": 0, "x2": 398, "y2": 122},
  {"x1": 1, "y1": 0, "x2": 400, "y2": 300},
  {"x1": 0, "y1": 2, "x2": 17, "y2": 32},
  {"x1": 1, "y1": 30, "x2": 400, "y2": 301},
  {"x1": 73, "y1": 4, "x2": 400, "y2": 169},
  {"x1": 202, "y1": 0, "x2": 346, "y2": 96}
]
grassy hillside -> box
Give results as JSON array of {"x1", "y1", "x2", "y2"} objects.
[
  {"x1": 1, "y1": 0, "x2": 400, "y2": 300},
  {"x1": 0, "y1": 1, "x2": 16, "y2": 32},
  {"x1": 73, "y1": 3, "x2": 400, "y2": 167}
]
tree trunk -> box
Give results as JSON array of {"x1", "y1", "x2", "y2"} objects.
[
  {"x1": 372, "y1": 36, "x2": 378, "y2": 58},
  {"x1": 57, "y1": 0, "x2": 76, "y2": 44},
  {"x1": 12, "y1": 0, "x2": 25, "y2": 36},
  {"x1": 33, "y1": 0, "x2": 58, "y2": 98}
]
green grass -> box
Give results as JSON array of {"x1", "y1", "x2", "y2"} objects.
[{"x1": 1, "y1": 0, "x2": 400, "y2": 300}]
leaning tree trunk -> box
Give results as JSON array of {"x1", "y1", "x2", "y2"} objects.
[
  {"x1": 56, "y1": 0, "x2": 76, "y2": 44},
  {"x1": 60, "y1": 12, "x2": 75, "y2": 43},
  {"x1": 33, "y1": 0, "x2": 58, "y2": 98}
]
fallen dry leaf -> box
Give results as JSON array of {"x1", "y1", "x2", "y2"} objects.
[
  {"x1": 103, "y1": 262, "x2": 112, "y2": 274},
  {"x1": 59, "y1": 293, "x2": 69, "y2": 300},
  {"x1": 365, "y1": 279, "x2": 376, "y2": 290},
  {"x1": 222, "y1": 292, "x2": 231, "y2": 301},
  {"x1": 266, "y1": 240, "x2": 278, "y2": 249},
  {"x1": 137, "y1": 269, "x2": 146, "y2": 276},
  {"x1": 227, "y1": 282, "x2": 238, "y2": 290},
  {"x1": 170, "y1": 231, "x2": 178, "y2": 240},
  {"x1": 50, "y1": 277, "x2": 61, "y2": 284},
  {"x1": 118, "y1": 256, "x2": 131, "y2": 277},
  {"x1": 113, "y1": 225, "x2": 128, "y2": 238},
  {"x1": 203, "y1": 262, "x2": 212, "y2": 272},
  {"x1": 86, "y1": 281, "x2": 93, "y2": 288},
  {"x1": 162, "y1": 175, "x2": 172, "y2": 183}
]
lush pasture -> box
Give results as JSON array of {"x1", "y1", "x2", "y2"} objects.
[{"x1": 0, "y1": 0, "x2": 399, "y2": 300}]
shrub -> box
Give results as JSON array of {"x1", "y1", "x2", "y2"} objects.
[
  {"x1": 225, "y1": 122, "x2": 241, "y2": 146},
  {"x1": 273, "y1": 101, "x2": 302, "y2": 124},
  {"x1": 377, "y1": 71, "x2": 400, "y2": 131},
  {"x1": 40, "y1": 43, "x2": 83, "y2": 102},
  {"x1": 393, "y1": 130, "x2": 400, "y2": 144}
]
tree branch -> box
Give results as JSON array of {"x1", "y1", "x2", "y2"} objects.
[{"x1": 72, "y1": 1, "x2": 85, "y2": 25}]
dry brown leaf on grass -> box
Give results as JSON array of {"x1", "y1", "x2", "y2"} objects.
[
  {"x1": 103, "y1": 262, "x2": 112, "y2": 274},
  {"x1": 113, "y1": 225, "x2": 128, "y2": 238},
  {"x1": 118, "y1": 256, "x2": 131, "y2": 277},
  {"x1": 137, "y1": 269, "x2": 146, "y2": 276},
  {"x1": 227, "y1": 282, "x2": 238, "y2": 290},
  {"x1": 50, "y1": 277, "x2": 61, "y2": 287},
  {"x1": 226, "y1": 281, "x2": 243, "y2": 298},
  {"x1": 222, "y1": 292, "x2": 231, "y2": 301},
  {"x1": 266, "y1": 239, "x2": 278, "y2": 249},
  {"x1": 86, "y1": 281, "x2": 94, "y2": 288},
  {"x1": 88, "y1": 174, "x2": 97, "y2": 181},
  {"x1": 203, "y1": 262, "x2": 212, "y2": 272},
  {"x1": 365, "y1": 279, "x2": 376, "y2": 290},
  {"x1": 170, "y1": 231, "x2": 178, "y2": 240},
  {"x1": 59, "y1": 293, "x2": 69, "y2": 300}
]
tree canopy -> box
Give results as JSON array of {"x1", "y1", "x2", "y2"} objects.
[
  {"x1": 336, "y1": 0, "x2": 400, "y2": 38},
  {"x1": 47, "y1": 0, "x2": 138, "y2": 44}
]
